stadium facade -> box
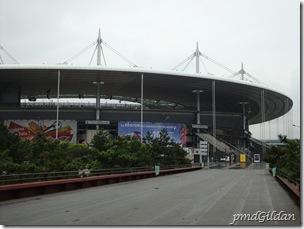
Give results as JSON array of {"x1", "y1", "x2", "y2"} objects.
[{"x1": 0, "y1": 63, "x2": 293, "y2": 162}]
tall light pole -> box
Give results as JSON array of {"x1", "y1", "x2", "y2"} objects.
[
  {"x1": 56, "y1": 70, "x2": 60, "y2": 139},
  {"x1": 93, "y1": 81, "x2": 104, "y2": 130},
  {"x1": 141, "y1": 73, "x2": 144, "y2": 143},
  {"x1": 192, "y1": 89, "x2": 203, "y2": 164},
  {"x1": 212, "y1": 80, "x2": 216, "y2": 162}
]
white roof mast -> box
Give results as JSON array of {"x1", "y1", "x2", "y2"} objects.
[{"x1": 195, "y1": 42, "x2": 200, "y2": 73}]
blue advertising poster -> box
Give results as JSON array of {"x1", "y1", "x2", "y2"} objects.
[{"x1": 118, "y1": 121, "x2": 187, "y2": 146}]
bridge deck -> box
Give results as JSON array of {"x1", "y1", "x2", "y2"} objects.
[{"x1": 0, "y1": 163, "x2": 300, "y2": 226}]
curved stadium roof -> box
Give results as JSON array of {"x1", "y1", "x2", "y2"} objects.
[{"x1": 0, "y1": 64, "x2": 293, "y2": 125}]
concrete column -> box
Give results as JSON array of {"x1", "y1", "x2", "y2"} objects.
[
  {"x1": 56, "y1": 70, "x2": 60, "y2": 139},
  {"x1": 94, "y1": 81, "x2": 104, "y2": 130},
  {"x1": 212, "y1": 80, "x2": 216, "y2": 161}
]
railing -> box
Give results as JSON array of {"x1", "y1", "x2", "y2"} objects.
[
  {"x1": 269, "y1": 165, "x2": 300, "y2": 199},
  {"x1": 276, "y1": 169, "x2": 300, "y2": 190},
  {"x1": 21, "y1": 102, "x2": 142, "y2": 110},
  {"x1": 0, "y1": 164, "x2": 194, "y2": 185}
]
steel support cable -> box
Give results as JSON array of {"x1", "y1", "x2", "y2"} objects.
[
  {"x1": 227, "y1": 71, "x2": 240, "y2": 78},
  {"x1": 245, "y1": 72, "x2": 265, "y2": 85},
  {"x1": 101, "y1": 41, "x2": 137, "y2": 67},
  {"x1": 0, "y1": 54, "x2": 4, "y2": 64},
  {"x1": 89, "y1": 45, "x2": 98, "y2": 65},
  {"x1": 199, "y1": 56, "x2": 211, "y2": 74},
  {"x1": 0, "y1": 45, "x2": 19, "y2": 64},
  {"x1": 172, "y1": 53, "x2": 195, "y2": 70},
  {"x1": 200, "y1": 53, "x2": 235, "y2": 74},
  {"x1": 227, "y1": 69, "x2": 265, "y2": 86},
  {"x1": 63, "y1": 41, "x2": 97, "y2": 64},
  {"x1": 182, "y1": 55, "x2": 195, "y2": 71}
]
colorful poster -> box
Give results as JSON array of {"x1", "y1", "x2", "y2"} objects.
[
  {"x1": 4, "y1": 120, "x2": 77, "y2": 143},
  {"x1": 118, "y1": 121, "x2": 187, "y2": 146}
]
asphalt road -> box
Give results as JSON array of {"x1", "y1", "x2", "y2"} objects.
[{"x1": 0, "y1": 163, "x2": 300, "y2": 226}]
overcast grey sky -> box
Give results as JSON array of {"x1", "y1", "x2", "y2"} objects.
[{"x1": 0, "y1": 0, "x2": 300, "y2": 139}]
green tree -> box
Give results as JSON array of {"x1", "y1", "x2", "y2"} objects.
[
  {"x1": 28, "y1": 132, "x2": 73, "y2": 172},
  {"x1": 148, "y1": 129, "x2": 190, "y2": 166},
  {"x1": 264, "y1": 135, "x2": 300, "y2": 181},
  {"x1": 0, "y1": 123, "x2": 32, "y2": 173},
  {"x1": 91, "y1": 129, "x2": 111, "y2": 151}
]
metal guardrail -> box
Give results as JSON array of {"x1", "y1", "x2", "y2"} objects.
[
  {"x1": 276, "y1": 169, "x2": 300, "y2": 189},
  {"x1": 269, "y1": 165, "x2": 300, "y2": 193},
  {"x1": 0, "y1": 164, "x2": 194, "y2": 185}
]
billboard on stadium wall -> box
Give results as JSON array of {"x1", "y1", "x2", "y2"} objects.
[
  {"x1": 118, "y1": 121, "x2": 187, "y2": 146},
  {"x1": 4, "y1": 120, "x2": 77, "y2": 143}
]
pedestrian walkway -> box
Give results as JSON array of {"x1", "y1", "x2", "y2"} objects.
[{"x1": 0, "y1": 166, "x2": 300, "y2": 226}]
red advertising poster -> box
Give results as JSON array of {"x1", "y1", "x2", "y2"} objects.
[{"x1": 4, "y1": 120, "x2": 77, "y2": 143}]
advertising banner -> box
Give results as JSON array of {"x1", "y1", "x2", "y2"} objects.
[
  {"x1": 4, "y1": 120, "x2": 77, "y2": 143},
  {"x1": 118, "y1": 121, "x2": 187, "y2": 146}
]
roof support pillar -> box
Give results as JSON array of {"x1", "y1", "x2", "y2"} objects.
[
  {"x1": 260, "y1": 89, "x2": 266, "y2": 158},
  {"x1": 192, "y1": 89, "x2": 203, "y2": 152},
  {"x1": 94, "y1": 81, "x2": 104, "y2": 130},
  {"x1": 212, "y1": 80, "x2": 216, "y2": 161},
  {"x1": 140, "y1": 73, "x2": 144, "y2": 143},
  {"x1": 55, "y1": 70, "x2": 60, "y2": 139},
  {"x1": 238, "y1": 102, "x2": 248, "y2": 154}
]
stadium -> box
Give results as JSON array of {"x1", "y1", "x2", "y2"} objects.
[{"x1": 0, "y1": 34, "x2": 293, "y2": 163}]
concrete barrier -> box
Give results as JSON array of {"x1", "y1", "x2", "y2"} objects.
[{"x1": 0, "y1": 166, "x2": 201, "y2": 201}]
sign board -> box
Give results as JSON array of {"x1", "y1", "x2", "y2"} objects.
[
  {"x1": 240, "y1": 154, "x2": 246, "y2": 163},
  {"x1": 200, "y1": 141, "x2": 208, "y2": 153},
  {"x1": 194, "y1": 148, "x2": 207, "y2": 155},
  {"x1": 253, "y1": 154, "x2": 260, "y2": 163},
  {"x1": 200, "y1": 141, "x2": 208, "y2": 147},
  {"x1": 85, "y1": 120, "x2": 110, "y2": 125},
  {"x1": 4, "y1": 119, "x2": 77, "y2": 143},
  {"x1": 200, "y1": 151, "x2": 207, "y2": 155},
  {"x1": 192, "y1": 124, "x2": 208, "y2": 129},
  {"x1": 118, "y1": 121, "x2": 187, "y2": 146}
]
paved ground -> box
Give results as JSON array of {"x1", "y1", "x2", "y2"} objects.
[{"x1": 0, "y1": 163, "x2": 301, "y2": 226}]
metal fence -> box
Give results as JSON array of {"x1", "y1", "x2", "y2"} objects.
[
  {"x1": 276, "y1": 168, "x2": 300, "y2": 190},
  {"x1": 0, "y1": 164, "x2": 194, "y2": 185}
]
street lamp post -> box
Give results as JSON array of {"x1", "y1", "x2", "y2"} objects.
[
  {"x1": 192, "y1": 89, "x2": 203, "y2": 164},
  {"x1": 93, "y1": 81, "x2": 104, "y2": 130}
]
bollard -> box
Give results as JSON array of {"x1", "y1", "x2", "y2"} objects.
[
  {"x1": 266, "y1": 163, "x2": 269, "y2": 170},
  {"x1": 201, "y1": 163, "x2": 204, "y2": 168},
  {"x1": 272, "y1": 167, "x2": 277, "y2": 177},
  {"x1": 155, "y1": 165, "x2": 160, "y2": 176}
]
